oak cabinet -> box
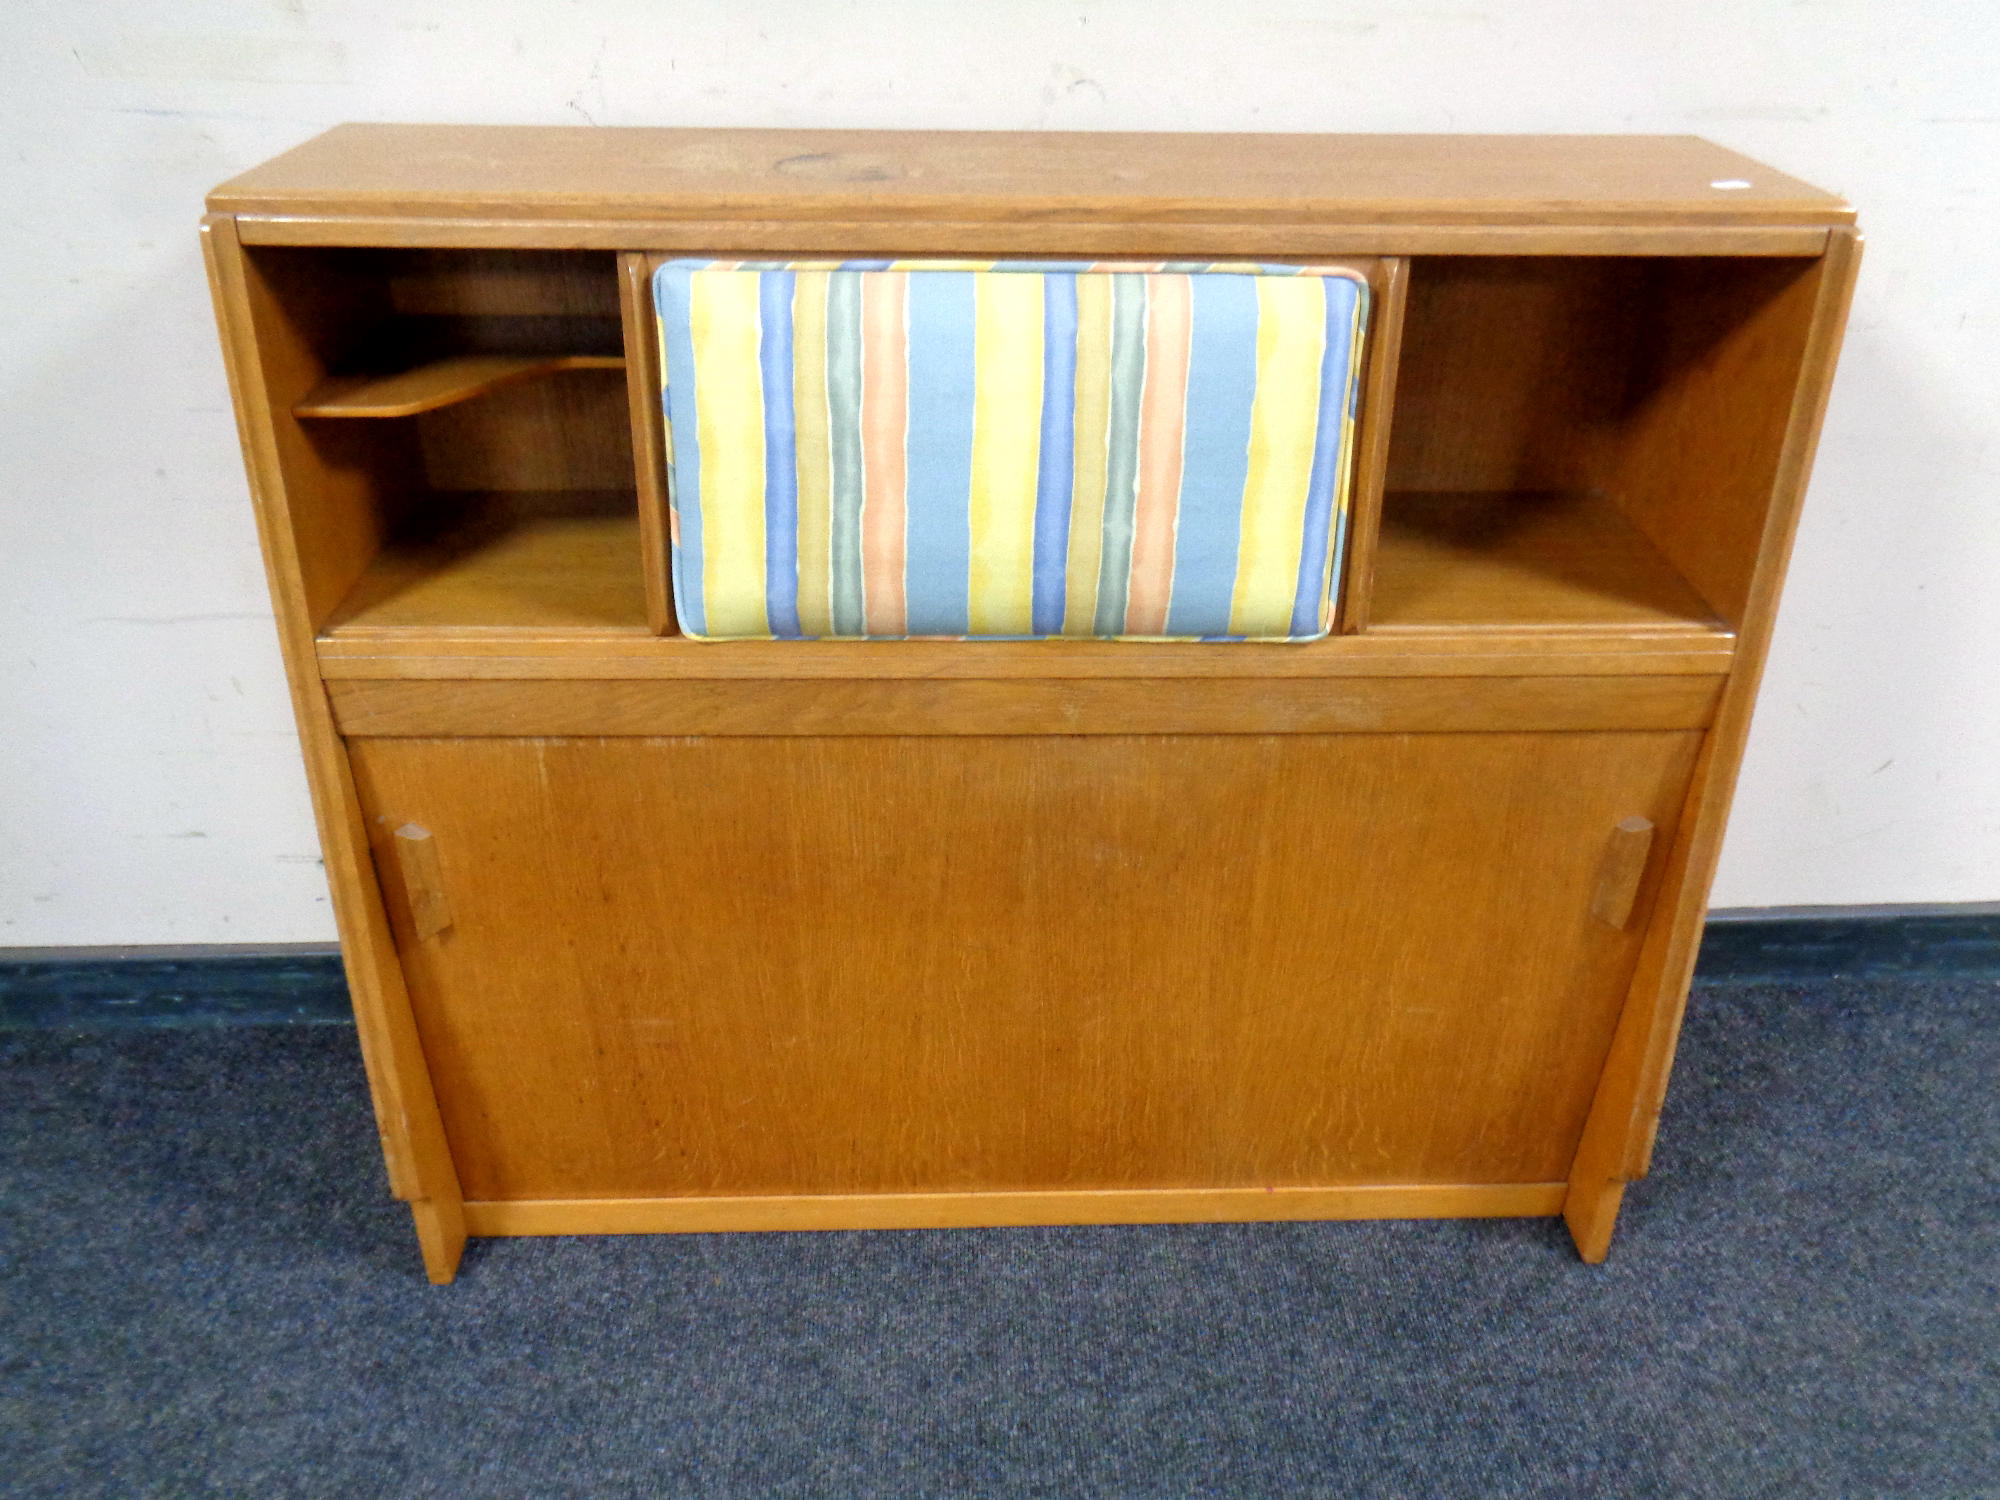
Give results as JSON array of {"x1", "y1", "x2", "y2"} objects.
[{"x1": 203, "y1": 128, "x2": 1859, "y2": 1280}]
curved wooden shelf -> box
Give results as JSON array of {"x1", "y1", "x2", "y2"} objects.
[{"x1": 294, "y1": 353, "x2": 625, "y2": 419}]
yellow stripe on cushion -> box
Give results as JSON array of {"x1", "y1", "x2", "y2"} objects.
[
  {"x1": 690, "y1": 271, "x2": 770, "y2": 638},
  {"x1": 967, "y1": 273, "x2": 1045, "y2": 636},
  {"x1": 1230, "y1": 276, "x2": 1326, "y2": 638},
  {"x1": 791, "y1": 270, "x2": 833, "y2": 637},
  {"x1": 1063, "y1": 274, "x2": 1112, "y2": 636}
]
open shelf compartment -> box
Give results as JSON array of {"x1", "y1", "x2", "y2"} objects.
[
  {"x1": 1357, "y1": 254, "x2": 1826, "y2": 639},
  {"x1": 252, "y1": 246, "x2": 1820, "y2": 655},
  {"x1": 320, "y1": 495, "x2": 648, "y2": 635},
  {"x1": 239, "y1": 245, "x2": 659, "y2": 636}
]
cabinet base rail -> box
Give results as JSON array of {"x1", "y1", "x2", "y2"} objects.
[{"x1": 456, "y1": 1182, "x2": 1569, "y2": 1239}]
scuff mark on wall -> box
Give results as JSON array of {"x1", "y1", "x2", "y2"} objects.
[{"x1": 73, "y1": 34, "x2": 348, "y2": 86}]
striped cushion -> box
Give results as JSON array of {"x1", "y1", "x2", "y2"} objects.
[{"x1": 654, "y1": 260, "x2": 1370, "y2": 640}]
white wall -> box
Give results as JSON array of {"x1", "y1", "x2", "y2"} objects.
[{"x1": 3, "y1": 0, "x2": 1995, "y2": 944}]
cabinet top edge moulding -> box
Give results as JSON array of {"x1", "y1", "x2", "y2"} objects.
[{"x1": 210, "y1": 126, "x2": 1853, "y2": 254}]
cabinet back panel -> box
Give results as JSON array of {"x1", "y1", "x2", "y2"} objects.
[
  {"x1": 250, "y1": 247, "x2": 622, "y2": 360},
  {"x1": 384, "y1": 249, "x2": 622, "y2": 318},
  {"x1": 351, "y1": 731, "x2": 1700, "y2": 1201},
  {"x1": 416, "y1": 369, "x2": 635, "y2": 493},
  {"x1": 1385, "y1": 258, "x2": 1646, "y2": 496},
  {"x1": 380, "y1": 250, "x2": 624, "y2": 367}
]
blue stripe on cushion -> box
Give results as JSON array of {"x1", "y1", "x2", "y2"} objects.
[
  {"x1": 1032, "y1": 273, "x2": 1079, "y2": 636},
  {"x1": 1289, "y1": 276, "x2": 1362, "y2": 637},
  {"x1": 903, "y1": 271, "x2": 977, "y2": 636},
  {"x1": 759, "y1": 269, "x2": 801, "y2": 638},
  {"x1": 1165, "y1": 272, "x2": 1259, "y2": 638}
]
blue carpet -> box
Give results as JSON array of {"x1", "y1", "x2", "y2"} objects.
[{"x1": 2, "y1": 977, "x2": 1995, "y2": 1497}]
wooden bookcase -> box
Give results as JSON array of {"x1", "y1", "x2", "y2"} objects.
[{"x1": 202, "y1": 128, "x2": 1859, "y2": 1283}]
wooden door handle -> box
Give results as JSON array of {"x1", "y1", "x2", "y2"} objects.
[
  {"x1": 1590, "y1": 816, "x2": 1655, "y2": 930},
  {"x1": 393, "y1": 824, "x2": 454, "y2": 940}
]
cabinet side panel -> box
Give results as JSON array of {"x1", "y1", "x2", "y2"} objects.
[
  {"x1": 1606, "y1": 257, "x2": 1825, "y2": 627},
  {"x1": 1566, "y1": 230, "x2": 1863, "y2": 1254},
  {"x1": 349, "y1": 730, "x2": 1699, "y2": 1203},
  {"x1": 620, "y1": 253, "x2": 676, "y2": 633},
  {"x1": 1335, "y1": 257, "x2": 1407, "y2": 634},
  {"x1": 202, "y1": 217, "x2": 466, "y2": 1254},
  {"x1": 231, "y1": 245, "x2": 422, "y2": 629}
]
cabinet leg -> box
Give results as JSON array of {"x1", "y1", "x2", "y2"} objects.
[
  {"x1": 1562, "y1": 1175, "x2": 1626, "y2": 1263},
  {"x1": 410, "y1": 1196, "x2": 468, "y2": 1284}
]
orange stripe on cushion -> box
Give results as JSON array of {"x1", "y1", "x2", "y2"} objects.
[
  {"x1": 1126, "y1": 273, "x2": 1191, "y2": 637},
  {"x1": 860, "y1": 271, "x2": 909, "y2": 633}
]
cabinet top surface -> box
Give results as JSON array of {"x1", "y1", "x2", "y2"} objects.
[{"x1": 208, "y1": 125, "x2": 1850, "y2": 227}]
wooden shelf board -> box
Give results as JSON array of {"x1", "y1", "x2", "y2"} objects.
[
  {"x1": 323, "y1": 506, "x2": 650, "y2": 635},
  {"x1": 1369, "y1": 491, "x2": 1727, "y2": 633},
  {"x1": 295, "y1": 353, "x2": 625, "y2": 419},
  {"x1": 316, "y1": 629, "x2": 1733, "y2": 681},
  {"x1": 314, "y1": 487, "x2": 1738, "y2": 667}
]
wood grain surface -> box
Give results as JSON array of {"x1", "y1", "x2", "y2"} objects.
[
  {"x1": 391, "y1": 824, "x2": 454, "y2": 940},
  {"x1": 326, "y1": 673, "x2": 1723, "y2": 738},
  {"x1": 322, "y1": 508, "x2": 649, "y2": 634},
  {"x1": 1590, "y1": 817, "x2": 1657, "y2": 930},
  {"x1": 294, "y1": 354, "x2": 624, "y2": 418},
  {"x1": 1606, "y1": 256, "x2": 1826, "y2": 627},
  {"x1": 350, "y1": 730, "x2": 1701, "y2": 1203},
  {"x1": 203, "y1": 215, "x2": 469, "y2": 1282},
  {"x1": 618, "y1": 253, "x2": 677, "y2": 635},
  {"x1": 1335, "y1": 257, "x2": 1409, "y2": 634},
  {"x1": 314, "y1": 630, "x2": 1738, "y2": 680},
  {"x1": 1563, "y1": 227, "x2": 1864, "y2": 1260},
  {"x1": 1369, "y1": 491, "x2": 1723, "y2": 632},
  {"x1": 462, "y1": 1183, "x2": 1570, "y2": 1236},
  {"x1": 210, "y1": 128, "x2": 1852, "y2": 228}
]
